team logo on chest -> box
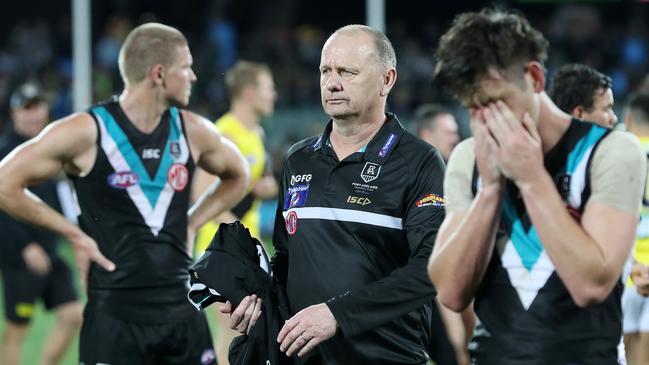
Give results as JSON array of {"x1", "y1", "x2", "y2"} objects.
[
  {"x1": 170, "y1": 141, "x2": 181, "y2": 160},
  {"x1": 168, "y1": 163, "x2": 189, "y2": 191},
  {"x1": 360, "y1": 162, "x2": 381, "y2": 183}
]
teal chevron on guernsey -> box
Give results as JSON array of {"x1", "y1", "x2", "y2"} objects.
[
  {"x1": 502, "y1": 197, "x2": 543, "y2": 272},
  {"x1": 566, "y1": 125, "x2": 608, "y2": 208},
  {"x1": 498, "y1": 123, "x2": 608, "y2": 310},
  {"x1": 566, "y1": 126, "x2": 607, "y2": 174},
  {"x1": 92, "y1": 106, "x2": 189, "y2": 235}
]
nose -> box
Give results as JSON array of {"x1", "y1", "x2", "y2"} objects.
[
  {"x1": 323, "y1": 73, "x2": 342, "y2": 93},
  {"x1": 190, "y1": 68, "x2": 197, "y2": 83}
]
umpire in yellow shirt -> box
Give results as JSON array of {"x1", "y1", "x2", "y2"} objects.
[{"x1": 191, "y1": 60, "x2": 278, "y2": 364}]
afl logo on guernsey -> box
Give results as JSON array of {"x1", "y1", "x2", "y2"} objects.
[
  {"x1": 285, "y1": 210, "x2": 298, "y2": 235},
  {"x1": 168, "y1": 163, "x2": 189, "y2": 191},
  {"x1": 108, "y1": 171, "x2": 140, "y2": 189}
]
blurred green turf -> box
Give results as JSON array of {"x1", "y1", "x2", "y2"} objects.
[
  {"x1": 0, "y1": 237, "x2": 274, "y2": 364},
  {"x1": 0, "y1": 243, "x2": 80, "y2": 364}
]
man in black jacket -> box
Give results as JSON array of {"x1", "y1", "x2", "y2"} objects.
[
  {"x1": 0, "y1": 82, "x2": 82, "y2": 365},
  {"x1": 225, "y1": 24, "x2": 446, "y2": 365}
]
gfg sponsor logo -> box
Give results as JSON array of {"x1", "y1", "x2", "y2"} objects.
[{"x1": 290, "y1": 174, "x2": 312, "y2": 185}]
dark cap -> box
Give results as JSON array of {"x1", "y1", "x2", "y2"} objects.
[{"x1": 10, "y1": 82, "x2": 46, "y2": 109}]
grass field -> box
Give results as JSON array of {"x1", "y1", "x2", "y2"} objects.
[
  {"x1": 0, "y1": 241, "x2": 231, "y2": 364},
  {"x1": 0, "y1": 243, "x2": 80, "y2": 364}
]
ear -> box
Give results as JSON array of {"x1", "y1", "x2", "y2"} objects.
[
  {"x1": 571, "y1": 106, "x2": 584, "y2": 119},
  {"x1": 380, "y1": 68, "x2": 397, "y2": 97},
  {"x1": 241, "y1": 86, "x2": 256, "y2": 101},
  {"x1": 526, "y1": 61, "x2": 546, "y2": 93},
  {"x1": 149, "y1": 64, "x2": 165, "y2": 86}
]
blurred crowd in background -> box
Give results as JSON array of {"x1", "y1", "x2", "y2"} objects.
[{"x1": 0, "y1": 0, "x2": 648, "y2": 201}]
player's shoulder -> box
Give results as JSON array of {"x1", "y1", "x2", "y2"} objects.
[
  {"x1": 448, "y1": 138, "x2": 475, "y2": 163},
  {"x1": 593, "y1": 129, "x2": 644, "y2": 165},
  {"x1": 47, "y1": 112, "x2": 97, "y2": 139},
  {"x1": 179, "y1": 109, "x2": 222, "y2": 139},
  {"x1": 179, "y1": 109, "x2": 211, "y2": 126},
  {"x1": 601, "y1": 129, "x2": 643, "y2": 151}
]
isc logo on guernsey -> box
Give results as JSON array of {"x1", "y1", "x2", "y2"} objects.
[{"x1": 290, "y1": 174, "x2": 312, "y2": 186}]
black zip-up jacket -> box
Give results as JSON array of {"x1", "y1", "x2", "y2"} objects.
[
  {"x1": 188, "y1": 222, "x2": 293, "y2": 365},
  {"x1": 271, "y1": 114, "x2": 446, "y2": 365},
  {"x1": 0, "y1": 127, "x2": 61, "y2": 267}
]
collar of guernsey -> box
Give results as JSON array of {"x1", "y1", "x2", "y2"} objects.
[{"x1": 91, "y1": 105, "x2": 190, "y2": 236}]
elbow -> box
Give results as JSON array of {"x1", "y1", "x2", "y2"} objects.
[
  {"x1": 435, "y1": 286, "x2": 471, "y2": 312},
  {"x1": 428, "y1": 263, "x2": 471, "y2": 312},
  {"x1": 569, "y1": 282, "x2": 612, "y2": 308}
]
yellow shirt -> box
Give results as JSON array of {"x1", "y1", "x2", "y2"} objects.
[{"x1": 195, "y1": 113, "x2": 268, "y2": 253}]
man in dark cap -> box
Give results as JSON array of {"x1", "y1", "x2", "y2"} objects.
[{"x1": 0, "y1": 82, "x2": 83, "y2": 365}]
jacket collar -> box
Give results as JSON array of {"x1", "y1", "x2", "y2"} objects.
[{"x1": 312, "y1": 112, "x2": 405, "y2": 165}]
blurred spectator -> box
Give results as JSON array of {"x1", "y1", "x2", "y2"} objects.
[
  {"x1": 414, "y1": 103, "x2": 460, "y2": 161},
  {"x1": 192, "y1": 61, "x2": 278, "y2": 364},
  {"x1": 622, "y1": 91, "x2": 649, "y2": 365},
  {"x1": 0, "y1": 81, "x2": 82, "y2": 365}
]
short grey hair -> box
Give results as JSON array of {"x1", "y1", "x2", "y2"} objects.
[
  {"x1": 118, "y1": 23, "x2": 188, "y2": 85},
  {"x1": 333, "y1": 24, "x2": 396, "y2": 69}
]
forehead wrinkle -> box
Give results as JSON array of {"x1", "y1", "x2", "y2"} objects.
[{"x1": 321, "y1": 33, "x2": 376, "y2": 69}]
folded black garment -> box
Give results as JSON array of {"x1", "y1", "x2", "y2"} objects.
[
  {"x1": 188, "y1": 221, "x2": 270, "y2": 309},
  {"x1": 188, "y1": 222, "x2": 293, "y2": 365}
]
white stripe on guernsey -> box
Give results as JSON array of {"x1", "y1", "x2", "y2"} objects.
[
  {"x1": 282, "y1": 207, "x2": 403, "y2": 230},
  {"x1": 96, "y1": 112, "x2": 189, "y2": 236},
  {"x1": 499, "y1": 239, "x2": 555, "y2": 310},
  {"x1": 568, "y1": 144, "x2": 594, "y2": 208},
  {"x1": 187, "y1": 282, "x2": 221, "y2": 311},
  {"x1": 150, "y1": 113, "x2": 190, "y2": 233}
]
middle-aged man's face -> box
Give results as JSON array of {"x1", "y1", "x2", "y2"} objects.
[{"x1": 319, "y1": 32, "x2": 384, "y2": 121}]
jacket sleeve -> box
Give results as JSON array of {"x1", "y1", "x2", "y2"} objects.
[
  {"x1": 326, "y1": 148, "x2": 445, "y2": 337},
  {"x1": 270, "y1": 158, "x2": 289, "y2": 288}
]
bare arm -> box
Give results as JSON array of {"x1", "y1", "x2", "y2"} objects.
[
  {"x1": 485, "y1": 102, "x2": 644, "y2": 307},
  {"x1": 519, "y1": 175, "x2": 637, "y2": 306},
  {"x1": 429, "y1": 186, "x2": 502, "y2": 311},
  {"x1": 0, "y1": 113, "x2": 115, "y2": 285},
  {"x1": 184, "y1": 111, "x2": 250, "y2": 234},
  {"x1": 428, "y1": 114, "x2": 505, "y2": 311}
]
